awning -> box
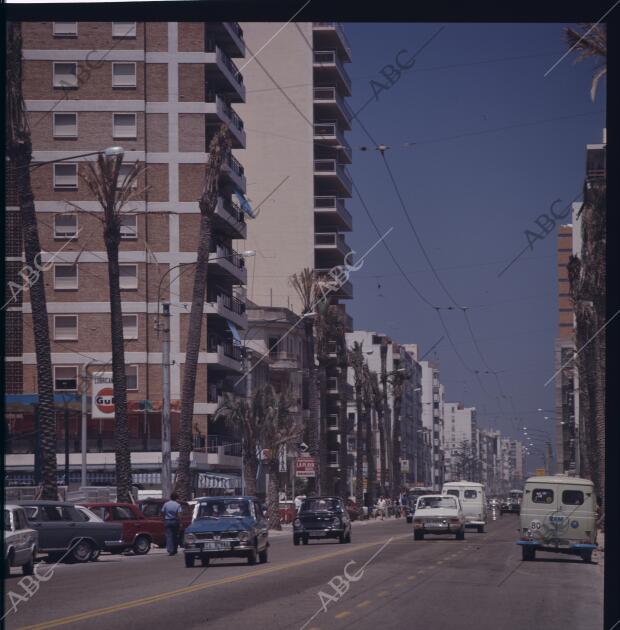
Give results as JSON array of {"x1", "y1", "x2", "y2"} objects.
[
  {"x1": 234, "y1": 191, "x2": 256, "y2": 218},
  {"x1": 5, "y1": 393, "x2": 82, "y2": 412},
  {"x1": 227, "y1": 320, "x2": 242, "y2": 346},
  {"x1": 197, "y1": 472, "x2": 241, "y2": 490}
]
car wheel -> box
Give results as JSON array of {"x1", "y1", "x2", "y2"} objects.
[
  {"x1": 200, "y1": 555, "x2": 210, "y2": 567},
  {"x1": 247, "y1": 546, "x2": 257, "y2": 565},
  {"x1": 89, "y1": 548, "x2": 101, "y2": 561},
  {"x1": 522, "y1": 546, "x2": 535, "y2": 561},
  {"x1": 259, "y1": 547, "x2": 268, "y2": 564},
  {"x1": 293, "y1": 534, "x2": 300, "y2": 546},
  {"x1": 581, "y1": 549, "x2": 593, "y2": 563},
  {"x1": 414, "y1": 531, "x2": 424, "y2": 541},
  {"x1": 70, "y1": 540, "x2": 93, "y2": 564},
  {"x1": 184, "y1": 554, "x2": 195, "y2": 568},
  {"x1": 133, "y1": 535, "x2": 151, "y2": 555},
  {"x1": 456, "y1": 529, "x2": 465, "y2": 541},
  {"x1": 477, "y1": 525, "x2": 485, "y2": 534},
  {"x1": 302, "y1": 535, "x2": 309, "y2": 545},
  {"x1": 22, "y1": 555, "x2": 35, "y2": 576}
]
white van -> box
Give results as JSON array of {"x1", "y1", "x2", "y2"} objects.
[
  {"x1": 441, "y1": 481, "x2": 487, "y2": 532},
  {"x1": 517, "y1": 474, "x2": 598, "y2": 562}
]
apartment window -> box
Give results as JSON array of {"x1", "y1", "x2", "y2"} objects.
[
  {"x1": 53, "y1": 163, "x2": 78, "y2": 189},
  {"x1": 53, "y1": 62, "x2": 78, "y2": 88},
  {"x1": 113, "y1": 113, "x2": 137, "y2": 139},
  {"x1": 126, "y1": 365, "x2": 138, "y2": 390},
  {"x1": 54, "y1": 315, "x2": 78, "y2": 341},
  {"x1": 53, "y1": 264, "x2": 78, "y2": 290},
  {"x1": 112, "y1": 63, "x2": 137, "y2": 88},
  {"x1": 53, "y1": 113, "x2": 78, "y2": 138},
  {"x1": 119, "y1": 264, "x2": 138, "y2": 290},
  {"x1": 112, "y1": 22, "x2": 137, "y2": 38},
  {"x1": 54, "y1": 366, "x2": 78, "y2": 391},
  {"x1": 268, "y1": 336, "x2": 279, "y2": 357},
  {"x1": 122, "y1": 314, "x2": 138, "y2": 340},
  {"x1": 53, "y1": 22, "x2": 78, "y2": 37},
  {"x1": 54, "y1": 214, "x2": 78, "y2": 239},
  {"x1": 117, "y1": 164, "x2": 137, "y2": 189},
  {"x1": 120, "y1": 214, "x2": 138, "y2": 240}
]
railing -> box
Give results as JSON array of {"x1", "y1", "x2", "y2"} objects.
[
  {"x1": 327, "y1": 414, "x2": 339, "y2": 429},
  {"x1": 228, "y1": 21, "x2": 244, "y2": 40},
  {"x1": 328, "y1": 451, "x2": 339, "y2": 466},
  {"x1": 315, "y1": 232, "x2": 350, "y2": 252},
  {"x1": 313, "y1": 86, "x2": 353, "y2": 121},
  {"x1": 314, "y1": 197, "x2": 351, "y2": 226},
  {"x1": 195, "y1": 434, "x2": 242, "y2": 457},
  {"x1": 314, "y1": 159, "x2": 352, "y2": 189},
  {"x1": 312, "y1": 22, "x2": 352, "y2": 59},
  {"x1": 222, "y1": 101, "x2": 244, "y2": 131},
  {"x1": 314, "y1": 122, "x2": 337, "y2": 137},
  {"x1": 222, "y1": 197, "x2": 246, "y2": 223},
  {"x1": 207, "y1": 334, "x2": 242, "y2": 362},
  {"x1": 205, "y1": 39, "x2": 244, "y2": 85},
  {"x1": 211, "y1": 241, "x2": 245, "y2": 269},
  {"x1": 227, "y1": 153, "x2": 245, "y2": 177},
  {"x1": 313, "y1": 50, "x2": 351, "y2": 91}
]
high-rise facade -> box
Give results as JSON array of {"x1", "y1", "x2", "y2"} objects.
[{"x1": 6, "y1": 21, "x2": 250, "y2": 489}]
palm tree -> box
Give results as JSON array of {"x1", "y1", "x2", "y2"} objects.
[
  {"x1": 6, "y1": 22, "x2": 58, "y2": 499},
  {"x1": 564, "y1": 23, "x2": 606, "y2": 101},
  {"x1": 176, "y1": 126, "x2": 231, "y2": 501},
  {"x1": 362, "y1": 364, "x2": 377, "y2": 508},
  {"x1": 260, "y1": 386, "x2": 302, "y2": 530},
  {"x1": 348, "y1": 341, "x2": 365, "y2": 507},
  {"x1": 335, "y1": 311, "x2": 350, "y2": 500},
  {"x1": 290, "y1": 268, "x2": 320, "y2": 493},
  {"x1": 369, "y1": 371, "x2": 385, "y2": 494},
  {"x1": 82, "y1": 153, "x2": 145, "y2": 503},
  {"x1": 389, "y1": 368, "x2": 408, "y2": 500}
]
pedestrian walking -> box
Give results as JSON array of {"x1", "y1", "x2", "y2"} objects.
[
  {"x1": 376, "y1": 496, "x2": 386, "y2": 520},
  {"x1": 161, "y1": 491, "x2": 183, "y2": 555}
]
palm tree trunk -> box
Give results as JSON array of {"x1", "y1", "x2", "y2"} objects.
[
  {"x1": 317, "y1": 367, "x2": 329, "y2": 495},
  {"x1": 392, "y1": 394, "x2": 402, "y2": 500},
  {"x1": 176, "y1": 213, "x2": 212, "y2": 500},
  {"x1": 243, "y1": 435, "x2": 258, "y2": 497},
  {"x1": 266, "y1": 460, "x2": 281, "y2": 530},
  {"x1": 354, "y1": 382, "x2": 364, "y2": 507},
  {"x1": 306, "y1": 320, "x2": 321, "y2": 494},
  {"x1": 377, "y1": 408, "x2": 387, "y2": 494},
  {"x1": 380, "y1": 342, "x2": 391, "y2": 493},
  {"x1": 338, "y1": 365, "x2": 349, "y2": 499},
  {"x1": 104, "y1": 238, "x2": 133, "y2": 502},
  {"x1": 7, "y1": 23, "x2": 58, "y2": 500},
  {"x1": 365, "y1": 402, "x2": 376, "y2": 508}
]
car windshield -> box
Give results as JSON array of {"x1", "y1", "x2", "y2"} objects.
[
  {"x1": 197, "y1": 499, "x2": 251, "y2": 519},
  {"x1": 417, "y1": 497, "x2": 457, "y2": 510},
  {"x1": 301, "y1": 498, "x2": 340, "y2": 512}
]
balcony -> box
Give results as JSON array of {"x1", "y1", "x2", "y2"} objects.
[
  {"x1": 315, "y1": 268, "x2": 353, "y2": 300},
  {"x1": 205, "y1": 39, "x2": 245, "y2": 103},
  {"x1": 204, "y1": 94, "x2": 246, "y2": 148},
  {"x1": 326, "y1": 377, "x2": 339, "y2": 394},
  {"x1": 314, "y1": 159, "x2": 352, "y2": 197},
  {"x1": 327, "y1": 414, "x2": 339, "y2": 431},
  {"x1": 313, "y1": 50, "x2": 351, "y2": 96},
  {"x1": 221, "y1": 152, "x2": 246, "y2": 192},
  {"x1": 312, "y1": 22, "x2": 352, "y2": 63},
  {"x1": 207, "y1": 333, "x2": 243, "y2": 371},
  {"x1": 315, "y1": 232, "x2": 351, "y2": 269},
  {"x1": 313, "y1": 86, "x2": 352, "y2": 131},
  {"x1": 328, "y1": 451, "x2": 339, "y2": 467},
  {"x1": 209, "y1": 242, "x2": 248, "y2": 285},
  {"x1": 206, "y1": 290, "x2": 247, "y2": 329},
  {"x1": 213, "y1": 195, "x2": 247, "y2": 239},
  {"x1": 314, "y1": 196, "x2": 352, "y2": 232},
  {"x1": 314, "y1": 122, "x2": 352, "y2": 164}
]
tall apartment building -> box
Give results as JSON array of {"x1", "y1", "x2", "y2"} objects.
[
  {"x1": 554, "y1": 132, "x2": 606, "y2": 474},
  {"x1": 442, "y1": 402, "x2": 477, "y2": 482},
  {"x1": 420, "y1": 360, "x2": 445, "y2": 490},
  {"x1": 5, "y1": 21, "x2": 250, "y2": 491}
]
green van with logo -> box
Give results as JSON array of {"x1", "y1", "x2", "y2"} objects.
[{"x1": 517, "y1": 474, "x2": 598, "y2": 562}]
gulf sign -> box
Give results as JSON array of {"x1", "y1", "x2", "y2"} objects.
[{"x1": 92, "y1": 373, "x2": 115, "y2": 418}]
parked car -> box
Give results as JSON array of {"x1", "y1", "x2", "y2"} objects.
[
  {"x1": 74, "y1": 505, "x2": 105, "y2": 561},
  {"x1": 83, "y1": 502, "x2": 165, "y2": 554},
  {"x1": 412, "y1": 494, "x2": 466, "y2": 541},
  {"x1": 500, "y1": 498, "x2": 520, "y2": 514},
  {"x1": 517, "y1": 475, "x2": 598, "y2": 562},
  {"x1": 293, "y1": 496, "x2": 352, "y2": 545},
  {"x1": 137, "y1": 498, "x2": 193, "y2": 540},
  {"x1": 18, "y1": 500, "x2": 124, "y2": 563},
  {"x1": 442, "y1": 481, "x2": 487, "y2": 533},
  {"x1": 183, "y1": 496, "x2": 269, "y2": 568},
  {"x1": 4, "y1": 505, "x2": 38, "y2": 576}
]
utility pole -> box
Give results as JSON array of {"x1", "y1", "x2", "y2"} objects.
[{"x1": 161, "y1": 302, "x2": 172, "y2": 500}]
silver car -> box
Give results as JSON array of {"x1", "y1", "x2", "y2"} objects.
[{"x1": 4, "y1": 504, "x2": 38, "y2": 576}]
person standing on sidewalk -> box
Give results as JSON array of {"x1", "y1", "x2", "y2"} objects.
[{"x1": 161, "y1": 492, "x2": 183, "y2": 555}]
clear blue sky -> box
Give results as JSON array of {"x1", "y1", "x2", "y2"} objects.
[{"x1": 343, "y1": 22, "x2": 606, "y2": 466}]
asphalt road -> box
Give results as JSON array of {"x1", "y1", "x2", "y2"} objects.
[{"x1": 4, "y1": 513, "x2": 604, "y2": 630}]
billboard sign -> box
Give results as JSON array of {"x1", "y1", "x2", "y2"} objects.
[
  {"x1": 295, "y1": 456, "x2": 316, "y2": 478},
  {"x1": 92, "y1": 373, "x2": 114, "y2": 418}
]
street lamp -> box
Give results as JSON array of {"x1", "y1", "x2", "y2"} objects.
[{"x1": 30, "y1": 146, "x2": 125, "y2": 170}]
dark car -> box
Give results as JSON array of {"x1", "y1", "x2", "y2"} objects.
[
  {"x1": 293, "y1": 496, "x2": 352, "y2": 545},
  {"x1": 82, "y1": 502, "x2": 165, "y2": 554},
  {"x1": 500, "y1": 498, "x2": 520, "y2": 514},
  {"x1": 183, "y1": 496, "x2": 269, "y2": 568},
  {"x1": 18, "y1": 501, "x2": 124, "y2": 563},
  {"x1": 137, "y1": 498, "x2": 193, "y2": 539}
]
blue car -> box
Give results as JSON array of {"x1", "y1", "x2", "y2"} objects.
[{"x1": 183, "y1": 496, "x2": 269, "y2": 568}]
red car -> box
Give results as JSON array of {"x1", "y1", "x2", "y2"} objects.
[
  {"x1": 136, "y1": 498, "x2": 193, "y2": 537},
  {"x1": 82, "y1": 502, "x2": 164, "y2": 554}
]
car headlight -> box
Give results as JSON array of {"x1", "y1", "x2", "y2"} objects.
[
  {"x1": 184, "y1": 533, "x2": 196, "y2": 544},
  {"x1": 238, "y1": 531, "x2": 250, "y2": 542},
  {"x1": 332, "y1": 517, "x2": 341, "y2": 527},
  {"x1": 294, "y1": 518, "x2": 301, "y2": 528}
]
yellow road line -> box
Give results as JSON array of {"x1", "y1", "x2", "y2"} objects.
[
  {"x1": 407, "y1": 575, "x2": 417, "y2": 580},
  {"x1": 356, "y1": 600, "x2": 372, "y2": 608},
  {"x1": 335, "y1": 611, "x2": 351, "y2": 619},
  {"x1": 377, "y1": 590, "x2": 389, "y2": 597},
  {"x1": 17, "y1": 535, "x2": 410, "y2": 630}
]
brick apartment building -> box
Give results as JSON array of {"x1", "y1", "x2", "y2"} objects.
[{"x1": 5, "y1": 21, "x2": 251, "y2": 490}]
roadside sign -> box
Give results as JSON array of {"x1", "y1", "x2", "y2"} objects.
[
  {"x1": 92, "y1": 373, "x2": 114, "y2": 418},
  {"x1": 295, "y1": 456, "x2": 316, "y2": 478},
  {"x1": 298, "y1": 442, "x2": 309, "y2": 454},
  {"x1": 536, "y1": 468, "x2": 546, "y2": 476}
]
